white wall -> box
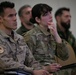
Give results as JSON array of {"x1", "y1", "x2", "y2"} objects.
[{"x1": 0, "y1": 0, "x2": 76, "y2": 37}]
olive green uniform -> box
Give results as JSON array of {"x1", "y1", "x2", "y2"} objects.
[
  {"x1": 16, "y1": 23, "x2": 34, "y2": 36},
  {"x1": 57, "y1": 26, "x2": 76, "y2": 75},
  {"x1": 57, "y1": 26, "x2": 76, "y2": 55}
]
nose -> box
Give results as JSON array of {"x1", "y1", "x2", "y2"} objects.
[
  {"x1": 13, "y1": 16, "x2": 17, "y2": 21},
  {"x1": 48, "y1": 12, "x2": 52, "y2": 17},
  {"x1": 68, "y1": 15, "x2": 71, "y2": 20},
  {"x1": 49, "y1": 14, "x2": 52, "y2": 20},
  {"x1": 68, "y1": 16, "x2": 71, "y2": 23},
  {"x1": 69, "y1": 17, "x2": 71, "y2": 20}
]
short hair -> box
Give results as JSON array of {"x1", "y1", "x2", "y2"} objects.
[
  {"x1": 55, "y1": 7, "x2": 70, "y2": 18},
  {"x1": 0, "y1": 1, "x2": 15, "y2": 16},
  {"x1": 31, "y1": 3, "x2": 52, "y2": 24},
  {"x1": 18, "y1": 5, "x2": 31, "y2": 17}
]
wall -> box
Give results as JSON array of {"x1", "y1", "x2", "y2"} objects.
[{"x1": 0, "y1": 0, "x2": 76, "y2": 37}]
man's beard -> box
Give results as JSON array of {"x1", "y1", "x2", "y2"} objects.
[
  {"x1": 26, "y1": 21, "x2": 33, "y2": 26},
  {"x1": 27, "y1": 22, "x2": 33, "y2": 26},
  {"x1": 61, "y1": 22, "x2": 70, "y2": 31}
]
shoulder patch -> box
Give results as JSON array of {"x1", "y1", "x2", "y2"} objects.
[{"x1": 0, "y1": 46, "x2": 4, "y2": 53}]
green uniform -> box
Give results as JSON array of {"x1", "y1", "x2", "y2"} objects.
[
  {"x1": 23, "y1": 25, "x2": 69, "y2": 75},
  {"x1": 16, "y1": 23, "x2": 35, "y2": 36},
  {"x1": 57, "y1": 26, "x2": 76, "y2": 55},
  {"x1": 57, "y1": 26, "x2": 76, "y2": 75},
  {"x1": 0, "y1": 30, "x2": 42, "y2": 73},
  {"x1": 16, "y1": 24, "x2": 30, "y2": 36}
]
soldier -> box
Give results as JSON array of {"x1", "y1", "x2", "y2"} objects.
[
  {"x1": 0, "y1": 1, "x2": 51, "y2": 75},
  {"x1": 55, "y1": 7, "x2": 76, "y2": 75},
  {"x1": 16, "y1": 5, "x2": 34, "y2": 36},
  {"x1": 55, "y1": 7, "x2": 76, "y2": 55},
  {"x1": 23, "y1": 3, "x2": 70, "y2": 75}
]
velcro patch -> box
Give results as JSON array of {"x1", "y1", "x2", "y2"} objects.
[{"x1": 0, "y1": 46, "x2": 4, "y2": 53}]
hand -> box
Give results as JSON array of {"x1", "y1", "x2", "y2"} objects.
[
  {"x1": 33, "y1": 69, "x2": 50, "y2": 75},
  {"x1": 48, "y1": 22, "x2": 57, "y2": 36},
  {"x1": 44, "y1": 63, "x2": 62, "y2": 72},
  {"x1": 48, "y1": 22, "x2": 62, "y2": 43}
]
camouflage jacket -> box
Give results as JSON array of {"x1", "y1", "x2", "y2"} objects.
[
  {"x1": 23, "y1": 25, "x2": 69, "y2": 66},
  {"x1": 0, "y1": 30, "x2": 42, "y2": 73},
  {"x1": 57, "y1": 26, "x2": 76, "y2": 55},
  {"x1": 16, "y1": 23, "x2": 30, "y2": 36}
]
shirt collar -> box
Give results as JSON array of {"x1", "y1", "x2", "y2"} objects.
[
  {"x1": 37, "y1": 25, "x2": 51, "y2": 36},
  {"x1": 21, "y1": 23, "x2": 30, "y2": 31},
  {"x1": 0, "y1": 30, "x2": 19, "y2": 42}
]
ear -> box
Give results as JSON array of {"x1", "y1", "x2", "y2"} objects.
[
  {"x1": 35, "y1": 17, "x2": 40, "y2": 23},
  {"x1": 56, "y1": 16, "x2": 60, "y2": 21}
]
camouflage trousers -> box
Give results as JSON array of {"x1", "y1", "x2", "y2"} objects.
[{"x1": 53, "y1": 68, "x2": 76, "y2": 75}]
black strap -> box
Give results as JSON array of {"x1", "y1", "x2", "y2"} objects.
[{"x1": 60, "y1": 63, "x2": 76, "y2": 70}]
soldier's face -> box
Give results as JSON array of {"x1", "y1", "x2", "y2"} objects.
[
  {"x1": 60, "y1": 11, "x2": 71, "y2": 30},
  {"x1": 1, "y1": 8, "x2": 17, "y2": 30},
  {"x1": 21, "y1": 7, "x2": 32, "y2": 25},
  {"x1": 37, "y1": 11, "x2": 53, "y2": 28}
]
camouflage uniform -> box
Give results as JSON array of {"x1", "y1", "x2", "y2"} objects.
[
  {"x1": 57, "y1": 26, "x2": 76, "y2": 75},
  {"x1": 0, "y1": 30, "x2": 42, "y2": 74},
  {"x1": 23, "y1": 25, "x2": 69, "y2": 75},
  {"x1": 16, "y1": 23, "x2": 30, "y2": 36}
]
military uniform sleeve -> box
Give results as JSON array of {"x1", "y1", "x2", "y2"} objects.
[
  {"x1": 56, "y1": 39, "x2": 69, "y2": 60},
  {"x1": 0, "y1": 41, "x2": 33, "y2": 73},
  {"x1": 24, "y1": 44, "x2": 43, "y2": 70},
  {"x1": 23, "y1": 33, "x2": 36, "y2": 54}
]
